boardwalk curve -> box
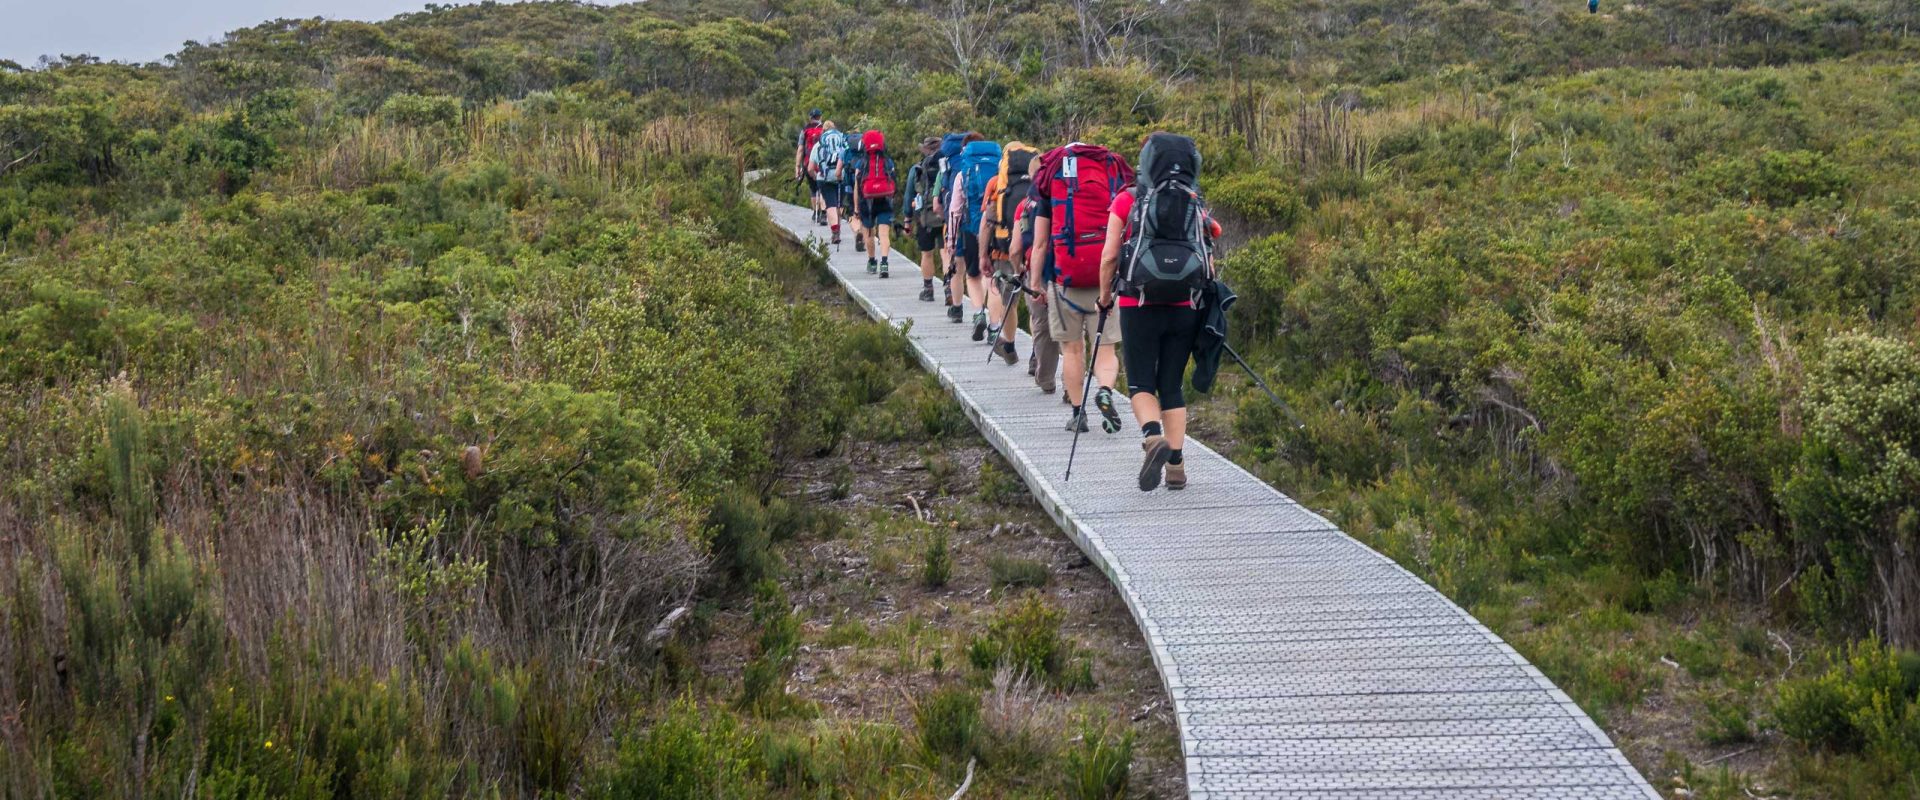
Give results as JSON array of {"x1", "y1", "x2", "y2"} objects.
[{"x1": 754, "y1": 191, "x2": 1659, "y2": 800}]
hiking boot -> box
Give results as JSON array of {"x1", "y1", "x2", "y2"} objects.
[
  {"x1": 879, "y1": 263, "x2": 889, "y2": 278},
  {"x1": 831, "y1": 229, "x2": 842, "y2": 245},
  {"x1": 919, "y1": 285, "x2": 936, "y2": 302},
  {"x1": 867, "y1": 258, "x2": 878, "y2": 274},
  {"x1": 947, "y1": 305, "x2": 963, "y2": 323},
  {"x1": 1027, "y1": 351, "x2": 1037, "y2": 376},
  {"x1": 1095, "y1": 388, "x2": 1122, "y2": 434},
  {"x1": 971, "y1": 312, "x2": 988, "y2": 342},
  {"x1": 855, "y1": 235, "x2": 865, "y2": 253},
  {"x1": 1065, "y1": 408, "x2": 1090, "y2": 433},
  {"x1": 1139, "y1": 435, "x2": 1172, "y2": 491},
  {"x1": 995, "y1": 341, "x2": 1018, "y2": 366},
  {"x1": 1164, "y1": 461, "x2": 1187, "y2": 490}
]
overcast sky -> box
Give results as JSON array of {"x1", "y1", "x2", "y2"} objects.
[{"x1": 1, "y1": 0, "x2": 439, "y2": 65}]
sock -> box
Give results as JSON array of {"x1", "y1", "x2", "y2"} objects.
[
  {"x1": 1169, "y1": 449, "x2": 1184, "y2": 465},
  {"x1": 1142, "y1": 421, "x2": 1163, "y2": 438},
  {"x1": 881, "y1": 257, "x2": 889, "y2": 265},
  {"x1": 831, "y1": 224, "x2": 840, "y2": 233},
  {"x1": 924, "y1": 279, "x2": 933, "y2": 287}
]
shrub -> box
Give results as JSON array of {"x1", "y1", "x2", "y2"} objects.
[
  {"x1": 914, "y1": 687, "x2": 982, "y2": 762},
  {"x1": 708, "y1": 491, "x2": 777, "y2": 586},
  {"x1": 979, "y1": 667, "x2": 1063, "y2": 770},
  {"x1": 1774, "y1": 639, "x2": 1920, "y2": 761},
  {"x1": 986, "y1": 555, "x2": 1050, "y2": 589},
  {"x1": 1702, "y1": 149, "x2": 1850, "y2": 206},
  {"x1": 379, "y1": 93, "x2": 462, "y2": 127},
  {"x1": 967, "y1": 592, "x2": 1084, "y2": 690},
  {"x1": 1062, "y1": 722, "x2": 1133, "y2": 800},
  {"x1": 596, "y1": 699, "x2": 758, "y2": 800},
  {"x1": 1208, "y1": 172, "x2": 1303, "y2": 231},
  {"x1": 921, "y1": 529, "x2": 952, "y2": 589}
]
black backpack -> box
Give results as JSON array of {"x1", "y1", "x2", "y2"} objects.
[
  {"x1": 991, "y1": 146, "x2": 1038, "y2": 255},
  {"x1": 913, "y1": 153, "x2": 944, "y2": 230},
  {"x1": 1119, "y1": 133, "x2": 1211, "y2": 304}
]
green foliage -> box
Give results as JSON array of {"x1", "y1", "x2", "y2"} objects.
[
  {"x1": 921, "y1": 528, "x2": 952, "y2": 589},
  {"x1": 1774, "y1": 639, "x2": 1920, "y2": 767},
  {"x1": 1208, "y1": 172, "x2": 1303, "y2": 231},
  {"x1": 738, "y1": 580, "x2": 806, "y2": 717},
  {"x1": 987, "y1": 555, "x2": 1051, "y2": 589},
  {"x1": 915, "y1": 686, "x2": 982, "y2": 762},
  {"x1": 1702, "y1": 149, "x2": 1851, "y2": 206},
  {"x1": 596, "y1": 698, "x2": 759, "y2": 800},
  {"x1": 967, "y1": 592, "x2": 1089, "y2": 691},
  {"x1": 1062, "y1": 722, "x2": 1133, "y2": 800},
  {"x1": 978, "y1": 458, "x2": 1024, "y2": 506}
]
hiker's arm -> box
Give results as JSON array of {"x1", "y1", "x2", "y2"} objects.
[
  {"x1": 1028, "y1": 215, "x2": 1050, "y2": 288},
  {"x1": 1097, "y1": 210, "x2": 1126, "y2": 309}
]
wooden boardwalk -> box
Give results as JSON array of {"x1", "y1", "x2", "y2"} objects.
[{"x1": 755, "y1": 192, "x2": 1658, "y2": 799}]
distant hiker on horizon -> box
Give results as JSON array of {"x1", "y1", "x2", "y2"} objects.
[
  {"x1": 1031, "y1": 141, "x2": 1132, "y2": 435},
  {"x1": 855, "y1": 129, "x2": 898, "y2": 278},
  {"x1": 903, "y1": 136, "x2": 944, "y2": 301},
  {"x1": 808, "y1": 120, "x2": 848, "y2": 245},
  {"x1": 1099, "y1": 132, "x2": 1220, "y2": 492},
  {"x1": 795, "y1": 109, "x2": 825, "y2": 225}
]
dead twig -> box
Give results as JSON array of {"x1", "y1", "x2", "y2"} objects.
[
  {"x1": 1702, "y1": 746, "x2": 1757, "y2": 765},
  {"x1": 946, "y1": 757, "x2": 977, "y2": 800}
]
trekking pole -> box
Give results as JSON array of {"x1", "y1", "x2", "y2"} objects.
[
  {"x1": 1064, "y1": 304, "x2": 1111, "y2": 482},
  {"x1": 985, "y1": 275, "x2": 1036, "y2": 363},
  {"x1": 1222, "y1": 341, "x2": 1306, "y2": 429}
]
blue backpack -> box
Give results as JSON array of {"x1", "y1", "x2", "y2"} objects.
[
  {"x1": 954, "y1": 141, "x2": 1002, "y2": 236},
  {"x1": 813, "y1": 128, "x2": 848, "y2": 182}
]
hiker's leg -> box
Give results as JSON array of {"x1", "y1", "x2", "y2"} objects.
[
  {"x1": 878, "y1": 223, "x2": 891, "y2": 255},
  {"x1": 1094, "y1": 341, "x2": 1120, "y2": 390},
  {"x1": 1053, "y1": 293, "x2": 1086, "y2": 405},
  {"x1": 1157, "y1": 307, "x2": 1200, "y2": 451},
  {"x1": 1121, "y1": 307, "x2": 1162, "y2": 428},
  {"x1": 1028, "y1": 293, "x2": 1059, "y2": 391}
]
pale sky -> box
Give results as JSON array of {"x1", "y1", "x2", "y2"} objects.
[{"x1": 0, "y1": 0, "x2": 439, "y2": 65}]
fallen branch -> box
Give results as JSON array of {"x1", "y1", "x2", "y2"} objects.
[
  {"x1": 1768, "y1": 629, "x2": 1801, "y2": 680},
  {"x1": 946, "y1": 757, "x2": 976, "y2": 800},
  {"x1": 1702, "y1": 746, "x2": 1756, "y2": 765},
  {"x1": 643, "y1": 606, "x2": 689, "y2": 648}
]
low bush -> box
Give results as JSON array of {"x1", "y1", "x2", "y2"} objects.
[{"x1": 915, "y1": 687, "x2": 982, "y2": 762}]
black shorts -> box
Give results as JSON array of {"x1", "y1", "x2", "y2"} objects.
[
  {"x1": 806, "y1": 176, "x2": 819, "y2": 195},
  {"x1": 819, "y1": 180, "x2": 842, "y2": 209},
  {"x1": 1120, "y1": 304, "x2": 1200, "y2": 411},
  {"x1": 957, "y1": 235, "x2": 981, "y2": 278},
  {"x1": 916, "y1": 224, "x2": 940, "y2": 252},
  {"x1": 859, "y1": 197, "x2": 894, "y2": 227}
]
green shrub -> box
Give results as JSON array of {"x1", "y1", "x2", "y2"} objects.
[
  {"x1": 1702, "y1": 149, "x2": 1850, "y2": 206},
  {"x1": 1062, "y1": 722, "x2": 1133, "y2": 800},
  {"x1": 921, "y1": 529, "x2": 952, "y2": 589},
  {"x1": 1208, "y1": 172, "x2": 1303, "y2": 230},
  {"x1": 986, "y1": 555, "x2": 1050, "y2": 589},
  {"x1": 708, "y1": 491, "x2": 777, "y2": 586},
  {"x1": 968, "y1": 593, "x2": 1081, "y2": 689},
  {"x1": 978, "y1": 459, "x2": 1024, "y2": 506},
  {"x1": 914, "y1": 687, "x2": 981, "y2": 762},
  {"x1": 596, "y1": 699, "x2": 758, "y2": 800},
  {"x1": 1774, "y1": 639, "x2": 1920, "y2": 762},
  {"x1": 379, "y1": 93, "x2": 462, "y2": 127},
  {"x1": 738, "y1": 580, "x2": 804, "y2": 716}
]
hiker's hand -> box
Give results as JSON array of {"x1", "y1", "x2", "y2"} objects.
[{"x1": 1098, "y1": 290, "x2": 1115, "y2": 310}]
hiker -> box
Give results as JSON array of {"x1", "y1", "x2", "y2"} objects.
[
  {"x1": 979, "y1": 141, "x2": 1041, "y2": 366},
  {"x1": 933, "y1": 132, "x2": 969, "y2": 322},
  {"x1": 1098, "y1": 132, "x2": 1221, "y2": 492},
  {"x1": 856, "y1": 130, "x2": 898, "y2": 277},
  {"x1": 902, "y1": 137, "x2": 944, "y2": 301},
  {"x1": 1008, "y1": 159, "x2": 1058, "y2": 393},
  {"x1": 1030, "y1": 142, "x2": 1134, "y2": 434},
  {"x1": 946, "y1": 133, "x2": 1001, "y2": 342},
  {"x1": 808, "y1": 121, "x2": 848, "y2": 245},
  {"x1": 795, "y1": 109, "x2": 825, "y2": 225},
  {"x1": 844, "y1": 128, "x2": 868, "y2": 253}
]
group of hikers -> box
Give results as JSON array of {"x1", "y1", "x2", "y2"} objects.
[{"x1": 795, "y1": 109, "x2": 1227, "y2": 492}]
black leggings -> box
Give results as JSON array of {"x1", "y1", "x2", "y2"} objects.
[{"x1": 1121, "y1": 305, "x2": 1200, "y2": 411}]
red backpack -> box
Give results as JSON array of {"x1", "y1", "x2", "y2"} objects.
[
  {"x1": 1033, "y1": 143, "x2": 1134, "y2": 289},
  {"x1": 860, "y1": 130, "x2": 896, "y2": 199}
]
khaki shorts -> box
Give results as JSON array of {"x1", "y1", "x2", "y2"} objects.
[{"x1": 1048, "y1": 285, "x2": 1121, "y2": 346}]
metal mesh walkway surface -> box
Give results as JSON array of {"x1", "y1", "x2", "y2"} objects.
[{"x1": 754, "y1": 192, "x2": 1658, "y2": 800}]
